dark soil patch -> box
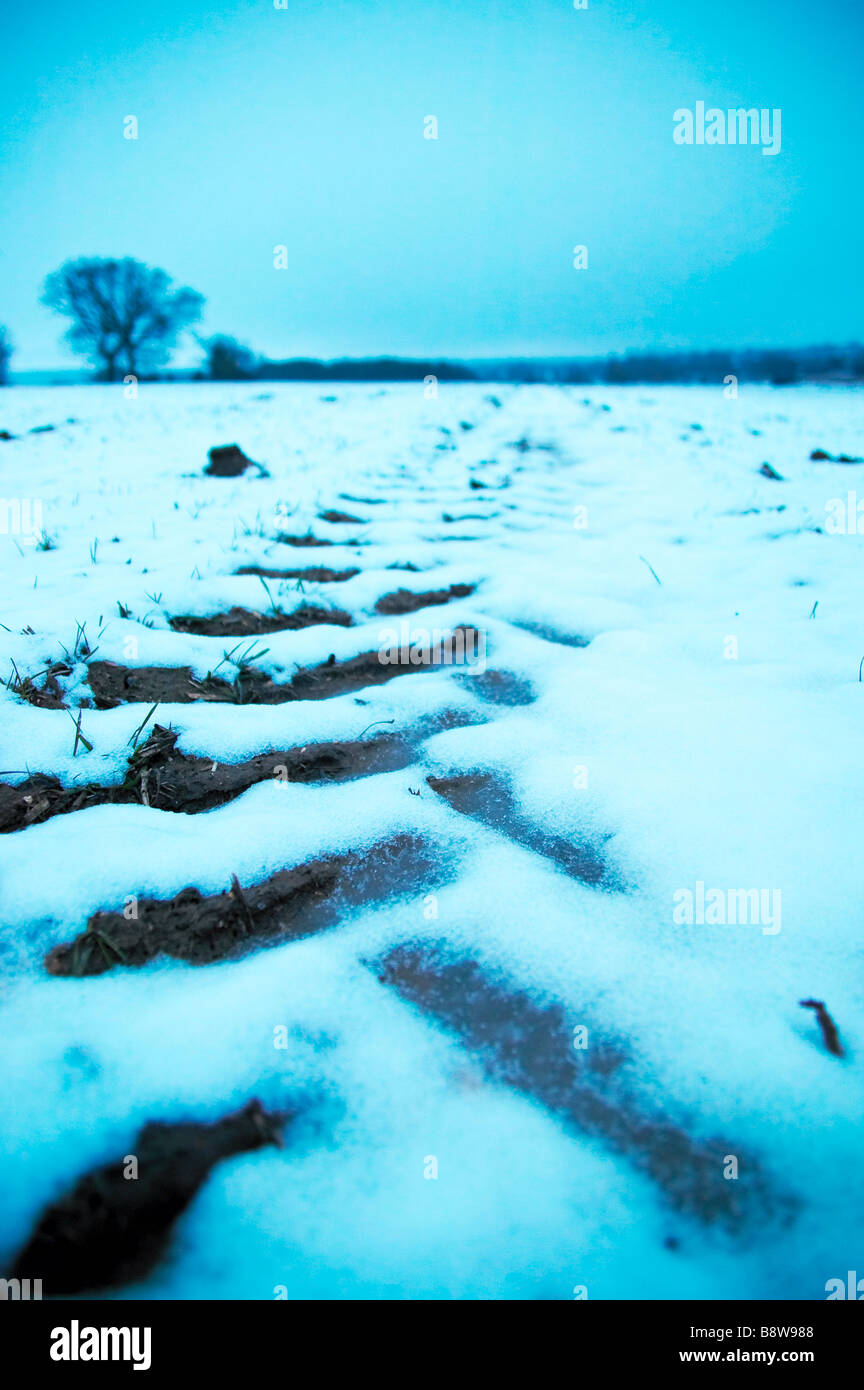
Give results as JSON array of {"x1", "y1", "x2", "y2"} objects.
[
  {"x1": 275, "y1": 533, "x2": 334, "y2": 547},
  {"x1": 373, "y1": 944, "x2": 788, "y2": 1230},
  {"x1": 87, "y1": 628, "x2": 483, "y2": 706},
  {"x1": 204, "y1": 443, "x2": 268, "y2": 477},
  {"x1": 10, "y1": 661, "x2": 70, "y2": 710},
  {"x1": 375, "y1": 583, "x2": 475, "y2": 616},
  {"x1": 318, "y1": 509, "x2": 365, "y2": 524},
  {"x1": 800, "y1": 998, "x2": 845, "y2": 1057},
  {"x1": 169, "y1": 604, "x2": 353, "y2": 636},
  {"x1": 88, "y1": 661, "x2": 240, "y2": 707},
  {"x1": 46, "y1": 833, "x2": 436, "y2": 975},
  {"x1": 0, "y1": 724, "x2": 413, "y2": 832},
  {"x1": 11, "y1": 1099, "x2": 287, "y2": 1295},
  {"x1": 235, "y1": 565, "x2": 360, "y2": 583},
  {"x1": 426, "y1": 771, "x2": 613, "y2": 887},
  {"x1": 513, "y1": 620, "x2": 590, "y2": 649},
  {"x1": 810, "y1": 448, "x2": 863, "y2": 464},
  {"x1": 457, "y1": 668, "x2": 536, "y2": 707},
  {"x1": 289, "y1": 629, "x2": 482, "y2": 701}
]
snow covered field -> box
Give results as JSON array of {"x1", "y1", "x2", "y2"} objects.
[{"x1": 1, "y1": 380, "x2": 862, "y2": 1300}]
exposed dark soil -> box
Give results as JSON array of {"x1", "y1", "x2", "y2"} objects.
[
  {"x1": 275, "y1": 533, "x2": 335, "y2": 547},
  {"x1": 810, "y1": 448, "x2": 863, "y2": 464},
  {"x1": 169, "y1": 604, "x2": 353, "y2": 636},
  {"x1": 457, "y1": 667, "x2": 536, "y2": 707},
  {"x1": 87, "y1": 628, "x2": 483, "y2": 706},
  {"x1": 375, "y1": 583, "x2": 475, "y2": 615},
  {"x1": 373, "y1": 944, "x2": 788, "y2": 1230},
  {"x1": 0, "y1": 724, "x2": 413, "y2": 832},
  {"x1": 318, "y1": 509, "x2": 365, "y2": 524},
  {"x1": 235, "y1": 565, "x2": 360, "y2": 583},
  {"x1": 11, "y1": 1099, "x2": 287, "y2": 1295},
  {"x1": 799, "y1": 998, "x2": 844, "y2": 1057},
  {"x1": 46, "y1": 833, "x2": 437, "y2": 975},
  {"x1": 87, "y1": 661, "x2": 240, "y2": 707},
  {"x1": 288, "y1": 630, "x2": 481, "y2": 700},
  {"x1": 513, "y1": 620, "x2": 590, "y2": 649},
  {"x1": 204, "y1": 443, "x2": 268, "y2": 477},
  {"x1": 11, "y1": 661, "x2": 70, "y2": 710},
  {"x1": 426, "y1": 771, "x2": 614, "y2": 887}
]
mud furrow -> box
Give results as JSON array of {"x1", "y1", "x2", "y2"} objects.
[
  {"x1": 234, "y1": 565, "x2": 360, "y2": 582},
  {"x1": 372, "y1": 943, "x2": 791, "y2": 1231},
  {"x1": 0, "y1": 724, "x2": 416, "y2": 832},
  {"x1": 375, "y1": 583, "x2": 476, "y2": 615},
  {"x1": 46, "y1": 833, "x2": 440, "y2": 975},
  {"x1": 427, "y1": 772, "x2": 616, "y2": 887},
  {"x1": 86, "y1": 627, "x2": 483, "y2": 706},
  {"x1": 169, "y1": 604, "x2": 353, "y2": 636},
  {"x1": 11, "y1": 1099, "x2": 288, "y2": 1296}
]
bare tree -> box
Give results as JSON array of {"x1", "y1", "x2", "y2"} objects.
[
  {"x1": 42, "y1": 258, "x2": 204, "y2": 381},
  {"x1": 0, "y1": 325, "x2": 12, "y2": 385}
]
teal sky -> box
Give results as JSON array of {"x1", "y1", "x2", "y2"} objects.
[{"x1": 1, "y1": 0, "x2": 862, "y2": 368}]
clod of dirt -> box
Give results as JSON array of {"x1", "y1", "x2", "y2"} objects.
[
  {"x1": 0, "y1": 429, "x2": 16, "y2": 441},
  {"x1": 0, "y1": 724, "x2": 412, "y2": 832},
  {"x1": 375, "y1": 583, "x2": 475, "y2": 615},
  {"x1": 810, "y1": 448, "x2": 863, "y2": 464},
  {"x1": 799, "y1": 999, "x2": 845, "y2": 1057},
  {"x1": 204, "y1": 443, "x2": 269, "y2": 477},
  {"x1": 426, "y1": 771, "x2": 612, "y2": 886},
  {"x1": 11, "y1": 1099, "x2": 287, "y2": 1295},
  {"x1": 759, "y1": 462, "x2": 784, "y2": 480},
  {"x1": 169, "y1": 604, "x2": 353, "y2": 636},
  {"x1": 235, "y1": 565, "x2": 360, "y2": 583},
  {"x1": 46, "y1": 833, "x2": 435, "y2": 975},
  {"x1": 318, "y1": 509, "x2": 365, "y2": 524},
  {"x1": 373, "y1": 944, "x2": 788, "y2": 1230}
]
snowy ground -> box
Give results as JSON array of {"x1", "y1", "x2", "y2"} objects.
[{"x1": 1, "y1": 381, "x2": 862, "y2": 1300}]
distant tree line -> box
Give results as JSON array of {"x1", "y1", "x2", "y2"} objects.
[
  {"x1": 195, "y1": 339, "x2": 475, "y2": 383},
  {"x1": 487, "y1": 345, "x2": 864, "y2": 386},
  {"x1": 202, "y1": 344, "x2": 864, "y2": 385},
  {"x1": 1, "y1": 255, "x2": 862, "y2": 385}
]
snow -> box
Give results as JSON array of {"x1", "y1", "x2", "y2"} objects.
[{"x1": 1, "y1": 380, "x2": 862, "y2": 1299}]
